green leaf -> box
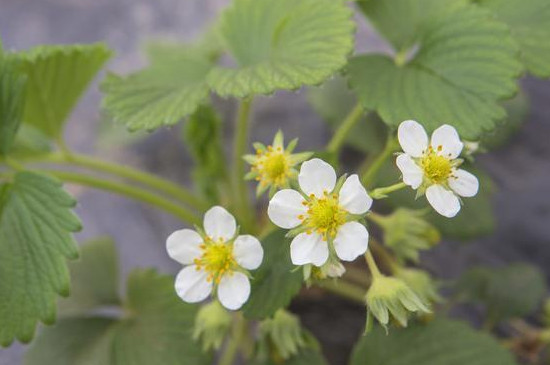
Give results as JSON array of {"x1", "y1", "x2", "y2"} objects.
[
  {"x1": 21, "y1": 43, "x2": 112, "y2": 138},
  {"x1": 455, "y1": 263, "x2": 547, "y2": 323},
  {"x1": 307, "y1": 77, "x2": 388, "y2": 154},
  {"x1": 58, "y1": 238, "x2": 120, "y2": 316},
  {"x1": 10, "y1": 124, "x2": 53, "y2": 158},
  {"x1": 0, "y1": 52, "x2": 27, "y2": 156},
  {"x1": 26, "y1": 269, "x2": 212, "y2": 365},
  {"x1": 207, "y1": 0, "x2": 355, "y2": 98},
  {"x1": 476, "y1": 0, "x2": 550, "y2": 78},
  {"x1": 0, "y1": 171, "x2": 81, "y2": 346},
  {"x1": 350, "y1": 318, "x2": 517, "y2": 365},
  {"x1": 242, "y1": 230, "x2": 303, "y2": 319},
  {"x1": 101, "y1": 42, "x2": 217, "y2": 131},
  {"x1": 349, "y1": 0, "x2": 523, "y2": 140},
  {"x1": 183, "y1": 104, "x2": 227, "y2": 203}
]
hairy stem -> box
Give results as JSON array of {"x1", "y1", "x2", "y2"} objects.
[
  {"x1": 232, "y1": 98, "x2": 255, "y2": 232},
  {"x1": 219, "y1": 313, "x2": 246, "y2": 365},
  {"x1": 369, "y1": 182, "x2": 407, "y2": 199},
  {"x1": 361, "y1": 135, "x2": 399, "y2": 187},
  {"x1": 365, "y1": 250, "x2": 382, "y2": 278},
  {"x1": 326, "y1": 103, "x2": 364, "y2": 153}
]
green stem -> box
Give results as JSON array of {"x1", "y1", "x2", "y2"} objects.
[
  {"x1": 361, "y1": 135, "x2": 398, "y2": 187},
  {"x1": 343, "y1": 266, "x2": 371, "y2": 287},
  {"x1": 219, "y1": 313, "x2": 246, "y2": 365},
  {"x1": 25, "y1": 152, "x2": 209, "y2": 211},
  {"x1": 365, "y1": 251, "x2": 382, "y2": 278},
  {"x1": 43, "y1": 170, "x2": 201, "y2": 225},
  {"x1": 232, "y1": 98, "x2": 254, "y2": 232},
  {"x1": 326, "y1": 104, "x2": 364, "y2": 153},
  {"x1": 369, "y1": 182, "x2": 407, "y2": 199},
  {"x1": 319, "y1": 279, "x2": 366, "y2": 303}
]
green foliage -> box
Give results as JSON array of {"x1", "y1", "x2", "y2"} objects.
[
  {"x1": 101, "y1": 42, "x2": 217, "y2": 131},
  {"x1": 9, "y1": 124, "x2": 52, "y2": 158},
  {"x1": 242, "y1": 230, "x2": 303, "y2": 319},
  {"x1": 26, "y1": 269, "x2": 212, "y2": 365},
  {"x1": 307, "y1": 77, "x2": 388, "y2": 154},
  {"x1": 0, "y1": 171, "x2": 81, "y2": 346},
  {"x1": 455, "y1": 263, "x2": 547, "y2": 324},
  {"x1": 207, "y1": 0, "x2": 355, "y2": 98},
  {"x1": 350, "y1": 318, "x2": 517, "y2": 365},
  {"x1": 20, "y1": 43, "x2": 112, "y2": 138},
  {"x1": 183, "y1": 104, "x2": 226, "y2": 202},
  {"x1": 350, "y1": 0, "x2": 523, "y2": 140},
  {"x1": 58, "y1": 238, "x2": 119, "y2": 316},
  {"x1": 0, "y1": 48, "x2": 27, "y2": 156},
  {"x1": 476, "y1": 0, "x2": 550, "y2": 78}
]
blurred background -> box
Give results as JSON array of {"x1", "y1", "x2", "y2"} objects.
[{"x1": 1, "y1": 0, "x2": 549, "y2": 364}]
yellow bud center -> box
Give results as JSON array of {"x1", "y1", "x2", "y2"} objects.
[
  {"x1": 420, "y1": 147, "x2": 452, "y2": 184},
  {"x1": 299, "y1": 192, "x2": 347, "y2": 240},
  {"x1": 194, "y1": 239, "x2": 236, "y2": 284},
  {"x1": 253, "y1": 146, "x2": 291, "y2": 187}
]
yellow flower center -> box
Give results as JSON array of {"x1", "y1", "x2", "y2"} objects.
[
  {"x1": 299, "y1": 192, "x2": 347, "y2": 240},
  {"x1": 420, "y1": 147, "x2": 452, "y2": 184},
  {"x1": 194, "y1": 239, "x2": 236, "y2": 284},
  {"x1": 253, "y1": 146, "x2": 291, "y2": 187}
]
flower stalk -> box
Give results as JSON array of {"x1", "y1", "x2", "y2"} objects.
[{"x1": 326, "y1": 103, "x2": 364, "y2": 153}]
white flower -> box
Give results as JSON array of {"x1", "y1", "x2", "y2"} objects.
[
  {"x1": 166, "y1": 206, "x2": 264, "y2": 310},
  {"x1": 268, "y1": 158, "x2": 372, "y2": 267},
  {"x1": 396, "y1": 120, "x2": 479, "y2": 218}
]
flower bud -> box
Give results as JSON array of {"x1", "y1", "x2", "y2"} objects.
[
  {"x1": 395, "y1": 268, "x2": 441, "y2": 305},
  {"x1": 192, "y1": 301, "x2": 232, "y2": 351},
  {"x1": 366, "y1": 275, "x2": 430, "y2": 331},
  {"x1": 259, "y1": 310, "x2": 307, "y2": 360},
  {"x1": 372, "y1": 209, "x2": 440, "y2": 262},
  {"x1": 311, "y1": 259, "x2": 346, "y2": 281}
]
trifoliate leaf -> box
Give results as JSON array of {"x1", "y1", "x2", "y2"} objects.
[
  {"x1": 307, "y1": 77, "x2": 388, "y2": 154},
  {"x1": 476, "y1": 0, "x2": 550, "y2": 78},
  {"x1": 101, "y1": 42, "x2": 217, "y2": 131},
  {"x1": 58, "y1": 238, "x2": 120, "y2": 316},
  {"x1": 207, "y1": 0, "x2": 355, "y2": 98},
  {"x1": 20, "y1": 43, "x2": 112, "y2": 138},
  {"x1": 242, "y1": 230, "x2": 303, "y2": 319},
  {"x1": 350, "y1": 0, "x2": 523, "y2": 140},
  {"x1": 350, "y1": 318, "x2": 517, "y2": 365},
  {"x1": 0, "y1": 171, "x2": 81, "y2": 346},
  {"x1": 455, "y1": 263, "x2": 547, "y2": 324},
  {"x1": 26, "y1": 269, "x2": 212, "y2": 365},
  {"x1": 0, "y1": 52, "x2": 26, "y2": 156}
]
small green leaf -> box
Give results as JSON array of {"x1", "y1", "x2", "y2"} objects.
[
  {"x1": 0, "y1": 171, "x2": 81, "y2": 346},
  {"x1": 26, "y1": 269, "x2": 212, "y2": 365},
  {"x1": 455, "y1": 263, "x2": 547, "y2": 323},
  {"x1": 183, "y1": 104, "x2": 227, "y2": 203},
  {"x1": 476, "y1": 0, "x2": 550, "y2": 78},
  {"x1": 350, "y1": 318, "x2": 517, "y2": 365},
  {"x1": 350, "y1": 0, "x2": 523, "y2": 140},
  {"x1": 58, "y1": 238, "x2": 120, "y2": 316},
  {"x1": 0, "y1": 52, "x2": 27, "y2": 156},
  {"x1": 307, "y1": 77, "x2": 388, "y2": 154},
  {"x1": 242, "y1": 230, "x2": 303, "y2": 319},
  {"x1": 21, "y1": 43, "x2": 112, "y2": 138},
  {"x1": 207, "y1": 0, "x2": 355, "y2": 98},
  {"x1": 101, "y1": 42, "x2": 217, "y2": 131}
]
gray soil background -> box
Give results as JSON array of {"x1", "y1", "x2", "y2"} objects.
[{"x1": 1, "y1": 0, "x2": 550, "y2": 364}]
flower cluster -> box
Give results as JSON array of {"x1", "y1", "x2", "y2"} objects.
[{"x1": 166, "y1": 206, "x2": 263, "y2": 310}]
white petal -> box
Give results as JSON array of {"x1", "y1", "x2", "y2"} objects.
[
  {"x1": 175, "y1": 266, "x2": 212, "y2": 303},
  {"x1": 233, "y1": 235, "x2": 264, "y2": 270},
  {"x1": 449, "y1": 169, "x2": 479, "y2": 197},
  {"x1": 268, "y1": 189, "x2": 307, "y2": 229},
  {"x1": 398, "y1": 120, "x2": 428, "y2": 158},
  {"x1": 298, "y1": 158, "x2": 336, "y2": 197},
  {"x1": 339, "y1": 175, "x2": 373, "y2": 214},
  {"x1": 396, "y1": 154, "x2": 424, "y2": 189},
  {"x1": 426, "y1": 184, "x2": 461, "y2": 218},
  {"x1": 333, "y1": 222, "x2": 369, "y2": 262},
  {"x1": 203, "y1": 206, "x2": 237, "y2": 241},
  {"x1": 430, "y1": 124, "x2": 463, "y2": 159},
  {"x1": 290, "y1": 232, "x2": 329, "y2": 267},
  {"x1": 166, "y1": 229, "x2": 203, "y2": 265},
  {"x1": 217, "y1": 272, "x2": 250, "y2": 310}
]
